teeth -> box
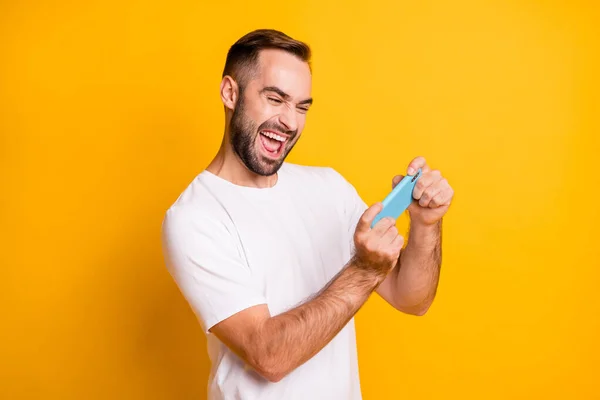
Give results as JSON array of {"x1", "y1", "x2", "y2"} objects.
[{"x1": 261, "y1": 131, "x2": 285, "y2": 142}]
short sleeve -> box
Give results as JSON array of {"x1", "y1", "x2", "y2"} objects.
[
  {"x1": 161, "y1": 207, "x2": 267, "y2": 334},
  {"x1": 328, "y1": 168, "x2": 368, "y2": 255}
]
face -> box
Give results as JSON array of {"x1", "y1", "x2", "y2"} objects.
[{"x1": 228, "y1": 49, "x2": 313, "y2": 176}]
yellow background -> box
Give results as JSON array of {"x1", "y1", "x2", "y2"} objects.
[{"x1": 2, "y1": 1, "x2": 599, "y2": 399}]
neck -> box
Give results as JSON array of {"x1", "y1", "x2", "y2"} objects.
[{"x1": 206, "y1": 135, "x2": 279, "y2": 189}]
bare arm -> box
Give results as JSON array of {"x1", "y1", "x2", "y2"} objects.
[
  {"x1": 377, "y1": 219, "x2": 442, "y2": 315},
  {"x1": 375, "y1": 156, "x2": 453, "y2": 315},
  {"x1": 212, "y1": 259, "x2": 380, "y2": 382},
  {"x1": 210, "y1": 203, "x2": 403, "y2": 382}
]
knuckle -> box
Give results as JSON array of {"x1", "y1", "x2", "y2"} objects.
[
  {"x1": 365, "y1": 241, "x2": 377, "y2": 253},
  {"x1": 386, "y1": 248, "x2": 399, "y2": 259},
  {"x1": 354, "y1": 234, "x2": 365, "y2": 245}
]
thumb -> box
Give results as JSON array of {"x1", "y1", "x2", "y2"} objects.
[{"x1": 356, "y1": 202, "x2": 383, "y2": 233}]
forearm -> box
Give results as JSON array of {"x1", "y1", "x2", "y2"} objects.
[
  {"x1": 250, "y1": 259, "x2": 381, "y2": 382},
  {"x1": 394, "y1": 219, "x2": 442, "y2": 313}
]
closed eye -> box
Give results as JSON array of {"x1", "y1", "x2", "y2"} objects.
[{"x1": 268, "y1": 97, "x2": 283, "y2": 104}]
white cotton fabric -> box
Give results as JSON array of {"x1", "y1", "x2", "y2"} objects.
[{"x1": 161, "y1": 162, "x2": 368, "y2": 400}]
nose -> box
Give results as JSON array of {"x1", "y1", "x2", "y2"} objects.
[{"x1": 278, "y1": 105, "x2": 298, "y2": 133}]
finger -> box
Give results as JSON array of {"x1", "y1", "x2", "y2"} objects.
[
  {"x1": 391, "y1": 234, "x2": 405, "y2": 251},
  {"x1": 431, "y1": 187, "x2": 454, "y2": 207},
  {"x1": 413, "y1": 170, "x2": 442, "y2": 200},
  {"x1": 419, "y1": 185, "x2": 444, "y2": 208},
  {"x1": 429, "y1": 191, "x2": 445, "y2": 208},
  {"x1": 392, "y1": 175, "x2": 404, "y2": 189},
  {"x1": 419, "y1": 178, "x2": 448, "y2": 207},
  {"x1": 407, "y1": 156, "x2": 430, "y2": 175},
  {"x1": 356, "y1": 202, "x2": 383, "y2": 233},
  {"x1": 382, "y1": 223, "x2": 399, "y2": 244},
  {"x1": 372, "y1": 216, "x2": 396, "y2": 236}
]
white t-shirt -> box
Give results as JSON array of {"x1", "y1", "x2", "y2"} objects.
[{"x1": 160, "y1": 162, "x2": 368, "y2": 400}]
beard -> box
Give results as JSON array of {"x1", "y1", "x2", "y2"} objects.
[{"x1": 229, "y1": 95, "x2": 298, "y2": 177}]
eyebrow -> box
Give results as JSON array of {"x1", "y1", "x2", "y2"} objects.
[{"x1": 260, "y1": 86, "x2": 313, "y2": 106}]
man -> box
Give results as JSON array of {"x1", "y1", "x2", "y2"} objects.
[{"x1": 161, "y1": 29, "x2": 454, "y2": 400}]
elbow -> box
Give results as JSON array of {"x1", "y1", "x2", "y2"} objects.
[
  {"x1": 397, "y1": 299, "x2": 433, "y2": 316},
  {"x1": 251, "y1": 355, "x2": 287, "y2": 383},
  {"x1": 243, "y1": 327, "x2": 289, "y2": 382},
  {"x1": 411, "y1": 305, "x2": 430, "y2": 316},
  {"x1": 394, "y1": 289, "x2": 438, "y2": 316},
  {"x1": 244, "y1": 322, "x2": 298, "y2": 383},
  {"x1": 244, "y1": 343, "x2": 288, "y2": 382}
]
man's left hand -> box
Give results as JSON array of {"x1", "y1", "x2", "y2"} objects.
[{"x1": 392, "y1": 156, "x2": 454, "y2": 227}]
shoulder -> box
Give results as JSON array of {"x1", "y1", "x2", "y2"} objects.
[
  {"x1": 280, "y1": 162, "x2": 350, "y2": 188},
  {"x1": 281, "y1": 162, "x2": 361, "y2": 206},
  {"x1": 161, "y1": 172, "x2": 235, "y2": 244}
]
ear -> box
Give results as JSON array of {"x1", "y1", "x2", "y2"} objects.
[{"x1": 220, "y1": 76, "x2": 239, "y2": 111}]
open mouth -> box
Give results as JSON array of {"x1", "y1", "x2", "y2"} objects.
[{"x1": 258, "y1": 130, "x2": 288, "y2": 158}]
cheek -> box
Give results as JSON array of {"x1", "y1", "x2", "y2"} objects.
[
  {"x1": 242, "y1": 101, "x2": 268, "y2": 128},
  {"x1": 254, "y1": 110, "x2": 276, "y2": 129},
  {"x1": 297, "y1": 114, "x2": 307, "y2": 130},
  {"x1": 298, "y1": 119, "x2": 306, "y2": 135}
]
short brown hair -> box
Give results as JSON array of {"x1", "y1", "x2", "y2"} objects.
[{"x1": 222, "y1": 29, "x2": 311, "y2": 90}]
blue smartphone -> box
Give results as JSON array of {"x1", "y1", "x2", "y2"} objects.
[{"x1": 371, "y1": 168, "x2": 422, "y2": 228}]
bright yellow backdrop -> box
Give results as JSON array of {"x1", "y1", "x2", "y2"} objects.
[{"x1": 1, "y1": 1, "x2": 599, "y2": 399}]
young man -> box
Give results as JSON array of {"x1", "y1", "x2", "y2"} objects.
[{"x1": 161, "y1": 29, "x2": 454, "y2": 400}]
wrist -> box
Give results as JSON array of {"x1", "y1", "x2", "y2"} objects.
[
  {"x1": 410, "y1": 219, "x2": 442, "y2": 235},
  {"x1": 410, "y1": 219, "x2": 441, "y2": 233},
  {"x1": 406, "y1": 219, "x2": 441, "y2": 249},
  {"x1": 347, "y1": 255, "x2": 388, "y2": 288}
]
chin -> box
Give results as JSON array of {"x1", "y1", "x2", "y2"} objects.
[
  {"x1": 236, "y1": 137, "x2": 295, "y2": 177},
  {"x1": 253, "y1": 158, "x2": 285, "y2": 176}
]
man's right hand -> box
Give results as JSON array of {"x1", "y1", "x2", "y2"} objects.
[{"x1": 352, "y1": 202, "x2": 405, "y2": 280}]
